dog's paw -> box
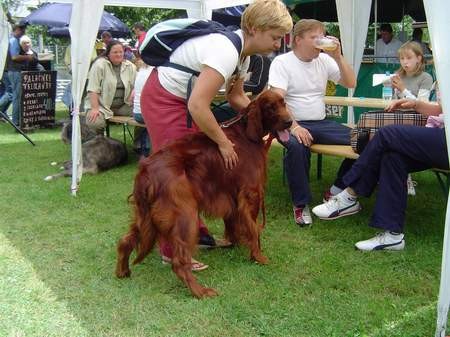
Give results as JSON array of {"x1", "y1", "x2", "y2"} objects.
[
  {"x1": 44, "y1": 175, "x2": 54, "y2": 181},
  {"x1": 50, "y1": 161, "x2": 58, "y2": 166},
  {"x1": 116, "y1": 269, "x2": 131, "y2": 278},
  {"x1": 252, "y1": 254, "x2": 269, "y2": 265},
  {"x1": 195, "y1": 287, "x2": 218, "y2": 299}
]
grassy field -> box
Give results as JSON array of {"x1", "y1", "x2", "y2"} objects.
[{"x1": 0, "y1": 109, "x2": 448, "y2": 337}]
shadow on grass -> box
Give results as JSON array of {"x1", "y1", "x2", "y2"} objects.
[{"x1": 0, "y1": 128, "x2": 448, "y2": 336}]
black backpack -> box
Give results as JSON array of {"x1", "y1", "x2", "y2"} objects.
[{"x1": 140, "y1": 19, "x2": 243, "y2": 128}]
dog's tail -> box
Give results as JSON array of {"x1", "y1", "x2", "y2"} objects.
[{"x1": 131, "y1": 169, "x2": 158, "y2": 265}]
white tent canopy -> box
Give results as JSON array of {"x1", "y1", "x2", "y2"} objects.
[
  {"x1": 43, "y1": 0, "x2": 253, "y2": 19},
  {"x1": 423, "y1": 0, "x2": 450, "y2": 335},
  {"x1": 335, "y1": 0, "x2": 371, "y2": 124},
  {"x1": 0, "y1": 5, "x2": 10, "y2": 76},
  {"x1": 68, "y1": 0, "x2": 105, "y2": 195}
]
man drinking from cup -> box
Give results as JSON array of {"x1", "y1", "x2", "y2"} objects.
[{"x1": 268, "y1": 19, "x2": 356, "y2": 227}]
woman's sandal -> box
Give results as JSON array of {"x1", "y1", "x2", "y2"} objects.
[{"x1": 161, "y1": 256, "x2": 209, "y2": 272}]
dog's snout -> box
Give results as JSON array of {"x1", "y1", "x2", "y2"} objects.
[{"x1": 283, "y1": 119, "x2": 293, "y2": 129}]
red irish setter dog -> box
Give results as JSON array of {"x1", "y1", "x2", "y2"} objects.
[{"x1": 116, "y1": 90, "x2": 292, "y2": 298}]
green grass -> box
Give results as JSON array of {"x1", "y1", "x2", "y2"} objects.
[{"x1": 0, "y1": 106, "x2": 448, "y2": 337}]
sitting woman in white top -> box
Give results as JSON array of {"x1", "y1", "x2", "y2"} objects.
[
  {"x1": 132, "y1": 59, "x2": 152, "y2": 156},
  {"x1": 391, "y1": 41, "x2": 433, "y2": 101}
]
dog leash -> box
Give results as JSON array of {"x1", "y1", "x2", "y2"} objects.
[
  {"x1": 219, "y1": 113, "x2": 245, "y2": 128},
  {"x1": 264, "y1": 134, "x2": 275, "y2": 152}
]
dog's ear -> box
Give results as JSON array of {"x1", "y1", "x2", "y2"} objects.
[{"x1": 245, "y1": 99, "x2": 264, "y2": 142}]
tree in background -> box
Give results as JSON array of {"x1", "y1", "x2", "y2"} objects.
[
  {"x1": 1, "y1": 0, "x2": 21, "y2": 24},
  {"x1": 105, "y1": 6, "x2": 185, "y2": 37}
]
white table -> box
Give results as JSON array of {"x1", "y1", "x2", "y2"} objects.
[{"x1": 324, "y1": 96, "x2": 388, "y2": 109}]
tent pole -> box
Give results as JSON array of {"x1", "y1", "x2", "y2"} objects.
[{"x1": 374, "y1": 0, "x2": 377, "y2": 55}]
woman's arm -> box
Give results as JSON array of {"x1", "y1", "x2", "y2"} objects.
[
  {"x1": 386, "y1": 98, "x2": 442, "y2": 117},
  {"x1": 88, "y1": 92, "x2": 101, "y2": 122},
  {"x1": 188, "y1": 66, "x2": 238, "y2": 169},
  {"x1": 227, "y1": 77, "x2": 251, "y2": 113}
]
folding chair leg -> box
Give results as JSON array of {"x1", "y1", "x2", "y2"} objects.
[
  {"x1": 317, "y1": 154, "x2": 323, "y2": 180},
  {"x1": 122, "y1": 124, "x2": 127, "y2": 145}
]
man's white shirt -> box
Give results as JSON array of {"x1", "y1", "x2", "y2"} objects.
[{"x1": 269, "y1": 51, "x2": 341, "y2": 121}]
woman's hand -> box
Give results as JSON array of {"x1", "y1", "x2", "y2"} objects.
[
  {"x1": 128, "y1": 89, "x2": 135, "y2": 105},
  {"x1": 218, "y1": 138, "x2": 238, "y2": 169},
  {"x1": 88, "y1": 108, "x2": 101, "y2": 123},
  {"x1": 391, "y1": 75, "x2": 405, "y2": 92},
  {"x1": 385, "y1": 98, "x2": 416, "y2": 112},
  {"x1": 291, "y1": 125, "x2": 313, "y2": 147}
]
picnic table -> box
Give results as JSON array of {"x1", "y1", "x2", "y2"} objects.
[{"x1": 324, "y1": 96, "x2": 389, "y2": 109}]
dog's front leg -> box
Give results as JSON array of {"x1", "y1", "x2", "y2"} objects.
[{"x1": 237, "y1": 190, "x2": 268, "y2": 265}]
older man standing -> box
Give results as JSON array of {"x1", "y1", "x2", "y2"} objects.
[
  {"x1": 269, "y1": 19, "x2": 356, "y2": 227},
  {"x1": 7, "y1": 23, "x2": 30, "y2": 127}
]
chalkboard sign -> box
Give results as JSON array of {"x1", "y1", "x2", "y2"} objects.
[{"x1": 20, "y1": 70, "x2": 57, "y2": 130}]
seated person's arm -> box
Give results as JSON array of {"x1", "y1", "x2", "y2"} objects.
[
  {"x1": 87, "y1": 91, "x2": 101, "y2": 122},
  {"x1": 270, "y1": 87, "x2": 313, "y2": 146},
  {"x1": 391, "y1": 75, "x2": 432, "y2": 101},
  {"x1": 188, "y1": 66, "x2": 238, "y2": 169},
  {"x1": 12, "y1": 54, "x2": 33, "y2": 63},
  {"x1": 335, "y1": 54, "x2": 356, "y2": 89},
  {"x1": 386, "y1": 99, "x2": 442, "y2": 117},
  {"x1": 324, "y1": 37, "x2": 356, "y2": 89}
]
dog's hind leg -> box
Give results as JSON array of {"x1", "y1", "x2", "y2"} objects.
[
  {"x1": 132, "y1": 213, "x2": 157, "y2": 265},
  {"x1": 161, "y1": 179, "x2": 218, "y2": 298},
  {"x1": 168, "y1": 212, "x2": 218, "y2": 299},
  {"x1": 116, "y1": 224, "x2": 141, "y2": 278},
  {"x1": 223, "y1": 211, "x2": 239, "y2": 245}
]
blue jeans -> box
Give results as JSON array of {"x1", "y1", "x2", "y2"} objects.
[
  {"x1": 343, "y1": 125, "x2": 449, "y2": 233},
  {"x1": 8, "y1": 71, "x2": 21, "y2": 126},
  {"x1": 133, "y1": 113, "x2": 151, "y2": 156},
  {"x1": 281, "y1": 119, "x2": 354, "y2": 206},
  {"x1": 0, "y1": 73, "x2": 12, "y2": 114}
]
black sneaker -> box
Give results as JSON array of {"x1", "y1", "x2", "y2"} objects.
[{"x1": 198, "y1": 232, "x2": 217, "y2": 249}]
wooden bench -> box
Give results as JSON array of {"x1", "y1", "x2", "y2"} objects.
[
  {"x1": 281, "y1": 144, "x2": 358, "y2": 183},
  {"x1": 310, "y1": 144, "x2": 359, "y2": 179},
  {"x1": 106, "y1": 116, "x2": 145, "y2": 144}
]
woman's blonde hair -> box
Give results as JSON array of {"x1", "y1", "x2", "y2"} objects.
[
  {"x1": 241, "y1": 0, "x2": 292, "y2": 34},
  {"x1": 397, "y1": 41, "x2": 425, "y2": 77}
]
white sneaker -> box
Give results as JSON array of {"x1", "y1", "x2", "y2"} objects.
[
  {"x1": 407, "y1": 174, "x2": 417, "y2": 196},
  {"x1": 355, "y1": 231, "x2": 405, "y2": 251},
  {"x1": 312, "y1": 196, "x2": 361, "y2": 220},
  {"x1": 293, "y1": 205, "x2": 313, "y2": 227}
]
